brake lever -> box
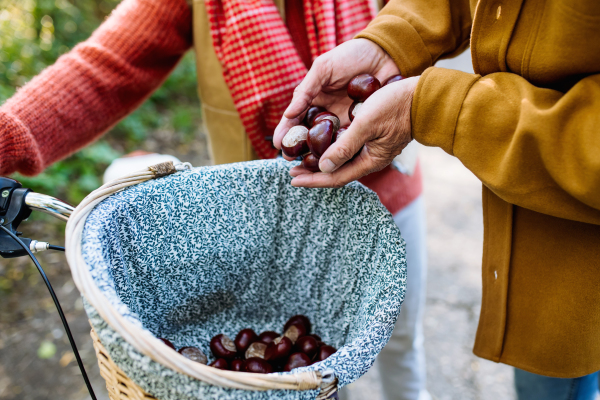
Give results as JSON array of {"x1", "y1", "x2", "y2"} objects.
[{"x1": 0, "y1": 177, "x2": 73, "y2": 258}]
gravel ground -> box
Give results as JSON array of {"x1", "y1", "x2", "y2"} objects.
[{"x1": 0, "y1": 49, "x2": 521, "y2": 400}]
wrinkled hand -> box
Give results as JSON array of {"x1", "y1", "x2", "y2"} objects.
[
  {"x1": 274, "y1": 38, "x2": 400, "y2": 157},
  {"x1": 289, "y1": 76, "x2": 419, "y2": 187}
]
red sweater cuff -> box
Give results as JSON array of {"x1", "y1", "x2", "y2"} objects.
[{"x1": 0, "y1": 111, "x2": 43, "y2": 176}]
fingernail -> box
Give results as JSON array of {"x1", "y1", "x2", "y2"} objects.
[{"x1": 320, "y1": 159, "x2": 336, "y2": 173}]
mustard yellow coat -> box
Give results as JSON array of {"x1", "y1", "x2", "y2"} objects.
[{"x1": 358, "y1": 0, "x2": 600, "y2": 377}]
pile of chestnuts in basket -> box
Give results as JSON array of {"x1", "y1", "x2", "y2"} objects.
[
  {"x1": 158, "y1": 315, "x2": 336, "y2": 374},
  {"x1": 281, "y1": 73, "x2": 404, "y2": 172}
]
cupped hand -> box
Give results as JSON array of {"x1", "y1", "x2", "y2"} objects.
[
  {"x1": 274, "y1": 39, "x2": 400, "y2": 160},
  {"x1": 289, "y1": 76, "x2": 420, "y2": 188}
]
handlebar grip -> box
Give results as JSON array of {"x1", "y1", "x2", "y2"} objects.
[{"x1": 24, "y1": 192, "x2": 74, "y2": 222}]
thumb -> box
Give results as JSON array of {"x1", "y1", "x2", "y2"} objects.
[{"x1": 318, "y1": 119, "x2": 372, "y2": 173}]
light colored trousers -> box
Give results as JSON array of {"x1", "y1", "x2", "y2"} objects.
[{"x1": 378, "y1": 195, "x2": 429, "y2": 400}]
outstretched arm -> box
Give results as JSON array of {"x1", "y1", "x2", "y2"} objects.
[{"x1": 0, "y1": 0, "x2": 193, "y2": 176}]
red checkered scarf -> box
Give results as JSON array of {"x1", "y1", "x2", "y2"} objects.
[{"x1": 204, "y1": 0, "x2": 375, "y2": 159}]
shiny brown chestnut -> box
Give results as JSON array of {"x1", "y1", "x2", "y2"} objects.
[
  {"x1": 244, "y1": 357, "x2": 273, "y2": 373},
  {"x1": 209, "y1": 358, "x2": 229, "y2": 370},
  {"x1": 245, "y1": 342, "x2": 267, "y2": 359},
  {"x1": 313, "y1": 112, "x2": 341, "y2": 133},
  {"x1": 317, "y1": 345, "x2": 337, "y2": 361},
  {"x1": 307, "y1": 120, "x2": 335, "y2": 158},
  {"x1": 210, "y1": 334, "x2": 237, "y2": 359},
  {"x1": 264, "y1": 336, "x2": 293, "y2": 361},
  {"x1": 284, "y1": 352, "x2": 312, "y2": 371},
  {"x1": 348, "y1": 102, "x2": 362, "y2": 122},
  {"x1": 282, "y1": 125, "x2": 310, "y2": 158},
  {"x1": 283, "y1": 323, "x2": 307, "y2": 343},
  {"x1": 234, "y1": 329, "x2": 258, "y2": 354},
  {"x1": 308, "y1": 333, "x2": 322, "y2": 342},
  {"x1": 258, "y1": 331, "x2": 280, "y2": 345},
  {"x1": 178, "y1": 346, "x2": 208, "y2": 364},
  {"x1": 383, "y1": 74, "x2": 405, "y2": 86},
  {"x1": 347, "y1": 74, "x2": 381, "y2": 102},
  {"x1": 294, "y1": 336, "x2": 319, "y2": 358},
  {"x1": 302, "y1": 153, "x2": 321, "y2": 173},
  {"x1": 304, "y1": 105, "x2": 327, "y2": 127},
  {"x1": 284, "y1": 315, "x2": 311, "y2": 333},
  {"x1": 230, "y1": 359, "x2": 245, "y2": 371},
  {"x1": 158, "y1": 338, "x2": 175, "y2": 350},
  {"x1": 332, "y1": 126, "x2": 348, "y2": 143}
]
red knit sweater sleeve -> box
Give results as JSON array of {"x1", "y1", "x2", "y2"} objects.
[{"x1": 0, "y1": 0, "x2": 193, "y2": 176}]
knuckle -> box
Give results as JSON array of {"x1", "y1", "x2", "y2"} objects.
[
  {"x1": 313, "y1": 55, "x2": 326, "y2": 69},
  {"x1": 336, "y1": 145, "x2": 356, "y2": 162}
]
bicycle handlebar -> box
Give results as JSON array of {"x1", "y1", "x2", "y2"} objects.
[{"x1": 24, "y1": 192, "x2": 74, "y2": 222}]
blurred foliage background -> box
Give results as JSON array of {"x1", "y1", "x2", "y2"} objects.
[{"x1": 1, "y1": 0, "x2": 202, "y2": 205}]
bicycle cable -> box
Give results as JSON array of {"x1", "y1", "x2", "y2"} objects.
[
  {"x1": 48, "y1": 245, "x2": 65, "y2": 252},
  {"x1": 0, "y1": 225, "x2": 97, "y2": 400}
]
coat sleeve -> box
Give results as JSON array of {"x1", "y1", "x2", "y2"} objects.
[
  {"x1": 354, "y1": 0, "x2": 473, "y2": 77},
  {"x1": 0, "y1": 0, "x2": 193, "y2": 176},
  {"x1": 412, "y1": 67, "x2": 600, "y2": 225}
]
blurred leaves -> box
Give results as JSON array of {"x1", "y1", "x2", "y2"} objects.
[
  {"x1": 37, "y1": 340, "x2": 56, "y2": 359},
  {"x1": 1, "y1": 0, "x2": 201, "y2": 204}
]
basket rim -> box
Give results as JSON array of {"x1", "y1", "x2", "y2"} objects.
[{"x1": 65, "y1": 163, "x2": 330, "y2": 393}]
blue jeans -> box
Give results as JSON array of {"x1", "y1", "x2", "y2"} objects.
[{"x1": 515, "y1": 368, "x2": 599, "y2": 400}]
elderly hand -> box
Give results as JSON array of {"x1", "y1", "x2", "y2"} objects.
[
  {"x1": 273, "y1": 38, "x2": 419, "y2": 188},
  {"x1": 274, "y1": 39, "x2": 400, "y2": 156},
  {"x1": 289, "y1": 76, "x2": 419, "y2": 187}
]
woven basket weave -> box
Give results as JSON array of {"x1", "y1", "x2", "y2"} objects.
[{"x1": 91, "y1": 328, "x2": 157, "y2": 400}]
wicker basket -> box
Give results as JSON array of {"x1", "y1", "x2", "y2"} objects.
[
  {"x1": 91, "y1": 328, "x2": 157, "y2": 400},
  {"x1": 68, "y1": 160, "x2": 406, "y2": 400}
]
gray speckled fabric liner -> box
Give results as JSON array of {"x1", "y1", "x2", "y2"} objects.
[{"x1": 82, "y1": 159, "x2": 407, "y2": 399}]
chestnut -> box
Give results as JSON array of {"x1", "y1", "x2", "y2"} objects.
[
  {"x1": 347, "y1": 74, "x2": 381, "y2": 102},
  {"x1": 302, "y1": 153, "x2": 321, "y2": 173},
  {"x1": 332, "y1": 127, "x2": 348, "y2": 143},
  {"x1": 313, "y1": 112, "x2": 340, "y2": 133},
  {"x1": 158, "y1": 338, "x2": 175, "y2": 350},
  {"x1": 178, "y1": 346, "x2": 208, "y2": 364},
  {"x1": 283, "y1": 323, "x2": 307, "y2": 343},
  {"x1": 383, "y1": 74, "x2": 405, "y2": 85},
  {"x1": 234, "y1": 329, "x2": 258, "y2": 354},
  {"x1": 230, "y1": 359, "x2": 245, "y2": 371},
  {"x1": 281, "y1": 125, "x2": 310, "y2": 158},
  {"x1": 264, "y1": 336, "x2": 293, "y2": 361},
  {"x1": 258, "y1": 331, "x2": 280, "y2": 345},
  {"x1": 209, "y1": 358, "x2": 229, "y2": 370},
  {"x1": 308, "y1": 333, "x2": 322, "y2": 342},
  {"x1": 317, "y1": 345, "x2": 337, "y2": 361},
  {"x1": 284, "y1": 315, "x2": 312, "y2": 334},
  {"x1": 210, "y1": 334, "x2": 237, "y2": 359},
  {"x1": 244, "y1": 357, "x2": 273, "y2": 374},
  {"x1": 294, "y1": 336, "x2": 319, "y2": 358},
  {"x1": 307, "y1": 120, "x2": 335, "y2": 158},
  {"x1": 348, "y1": 102, "x2": 362, "y2": 122},
  {"x1": 304, "y1": 105, "x2": 327, "y2": 127},
  {"x1": 284, "y1": 352, "x2": 312, "y2": 371},
  {"x1": 245, "y1": 342, "x2": 267, "y2": 359}
]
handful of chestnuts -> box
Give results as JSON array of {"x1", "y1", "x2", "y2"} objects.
[{"x1": 281, "y1": 73, "x2": 404, "y2": 172}]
